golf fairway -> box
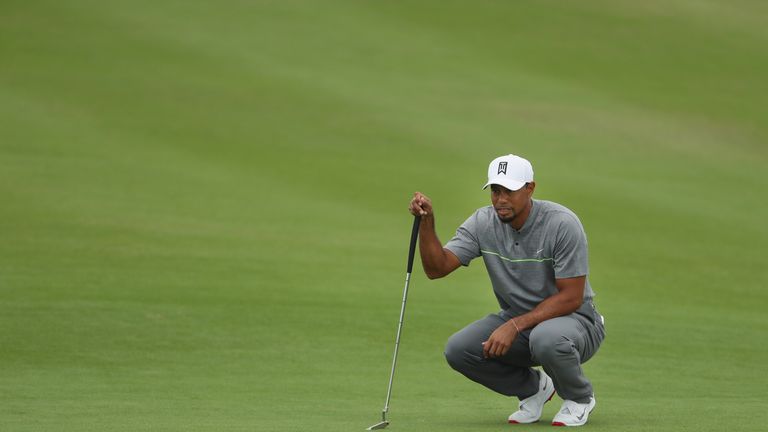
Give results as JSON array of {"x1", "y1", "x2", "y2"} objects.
[{"x1": 1, "y1": 1, "x2": 767, "y2": 430}]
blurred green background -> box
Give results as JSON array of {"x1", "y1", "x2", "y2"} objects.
[{"x1": 1, "y1": 0, "x2": 767, "y2": 430}]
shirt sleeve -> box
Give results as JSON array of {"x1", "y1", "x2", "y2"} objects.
[
  {"x1": 444, "y1": 212, "x2": 482, "y2": 266},
  {"x1": 552, "y1": 214, "x2": 589, "y2": 279}
]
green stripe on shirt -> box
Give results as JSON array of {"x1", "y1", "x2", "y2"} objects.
[{"x1": 480, "y1": 249, "x2": 554, "y2": 263}]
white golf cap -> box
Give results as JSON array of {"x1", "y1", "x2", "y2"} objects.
[{"x1": 482, "y1": 154, "x2": 534, "y2": 191}]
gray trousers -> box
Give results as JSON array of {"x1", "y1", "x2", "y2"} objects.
[{"x1": 444, "y1": 302, "x2": 605, "y2": 403}]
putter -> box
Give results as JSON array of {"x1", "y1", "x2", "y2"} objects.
[{"x1": 367, "y1": 215, "x2": 421, "y2": 430}]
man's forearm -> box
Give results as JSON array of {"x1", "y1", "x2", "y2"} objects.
[
  {"x1": 483, "y1": 279, "x2": 584, "y2": 359},
  {"x1": 418, "y1": 215, "x2": 452, "y2": 279},
  {"x1": 509, "y1": 285, "x2": 584, "y2": 331}
]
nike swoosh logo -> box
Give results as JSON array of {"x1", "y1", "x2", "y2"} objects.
[{"x1": 576, "y1": 411, "x2": 586, "y2": 421}]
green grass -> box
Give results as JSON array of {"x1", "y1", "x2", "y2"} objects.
[{"x1": 1, "y1": 1, "x2": 767, "y2": 430}]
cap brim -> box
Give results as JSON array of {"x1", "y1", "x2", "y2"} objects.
[{"x1": 482, "y1": 177, "x2": 526, "y2": 191}]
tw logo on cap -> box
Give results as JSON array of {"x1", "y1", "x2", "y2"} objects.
[{"x1": 498, "y1": 162, "x2": 508, "y2": 175}]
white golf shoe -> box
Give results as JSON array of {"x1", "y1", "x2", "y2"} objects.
[
  {"x1": 551, "y1": 397, "x2": 596, "y2": 427},
  {"x1": 507, "y1": 369, "x2": 555, "y2": 424}
]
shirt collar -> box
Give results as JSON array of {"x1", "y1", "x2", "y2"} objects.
[{"x1": 517, "y1": 199, "x2": 539, "y2": 233}]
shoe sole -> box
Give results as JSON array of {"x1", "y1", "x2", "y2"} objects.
[{"x1": 508, "y1": 389, "x2": 556, "y2": 424}]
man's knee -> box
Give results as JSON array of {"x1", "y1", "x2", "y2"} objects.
[
  {"x1": 444, "y1": 331, "x2": 481, "y2": 371},
  {"x1": 444, "y1": 332, "x2": 465, "y2": 370},
  {"x1": 529, "y1": 323, "x2": 575, "y2": 364}
]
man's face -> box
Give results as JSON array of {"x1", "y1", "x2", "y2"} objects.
[{"x1": 490, "y1": 183, "x2": 534, "y2": 223}]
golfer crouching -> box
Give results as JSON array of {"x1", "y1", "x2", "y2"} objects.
[{"x1": 408, "y1": 154, "x2": 606, "y2": 427}]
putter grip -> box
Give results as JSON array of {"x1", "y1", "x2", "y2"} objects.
[{"x1": 406, "y1": 216, "x2": 421, "y2": 273}]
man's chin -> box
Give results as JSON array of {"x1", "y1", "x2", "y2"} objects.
[{"x1": 496, "y1": 214, "x2": 515, "y2": 223}]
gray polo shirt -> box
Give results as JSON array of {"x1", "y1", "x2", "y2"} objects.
[{"x1": 445, "y1": 199, "x2": 595, "y2": 316}]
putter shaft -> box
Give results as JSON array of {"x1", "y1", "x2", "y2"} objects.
[
  {"x1": 382, "y1": 271, "x2": 411, "y2": 416},
  {"x1": 367, "y1": 216, "x2": 420, "y2": 430}
]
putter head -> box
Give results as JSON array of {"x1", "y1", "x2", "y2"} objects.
[{"x1": 366, "y1": 421, "x2": 389, "y2": 430}]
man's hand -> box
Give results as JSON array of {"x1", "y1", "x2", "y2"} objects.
[
  {"x1": 409, "y1": 192, "x2": 433, "y2": 217},
  {"x1": 482, "y1": 320, "x2": 519, "y2": 358}
]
